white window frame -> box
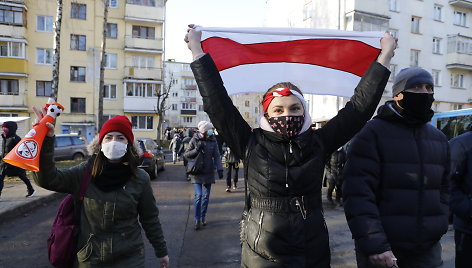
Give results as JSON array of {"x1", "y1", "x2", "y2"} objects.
[
  {"x1": 36, "y1": 80, "x2": 52, "y2": 97},
  {"x1": 0, "y1": 41, "x2": 25, "y2": 58},
  {"x1": 171, "y1": 104, "x2": 177, "y2": 110},
  {"x1": 36, "y1": 48, "x2": 53, "y2": 65},
  {"x1": 389, "y1": 0, "x2": 398, "y2": 12},
  {"x1": 125, "y1": 82, "x2": 158, "y2": 97},
  {"x1": 411, "y1": 16, "x2": 421, "y2": 34},
  {"x1": 0, "y1": 79, "x2": 19, "y2": 95},
  {"x1": 103, "y1": 84, "x2": 117, "y2": 99},
  {"x1": 454, "y1": 11, "x2": 467, "y2": 27},
  {"x1": 132, "y1": 55, "x2": 155, "y2": 69},
  {"x1": 410, "y1": 50, "x2": 420, "y2": 67},
  {"x1": 432, "y1": 37, "x2": 442, "y2": 54},
  {"x1": 433, "y1": 5, "x2": 442, "y2": 21},
  {"x1": 451, "y1": 73, "x2": 465, "y2": 88},
  {"x1": 36, "y1": 15, "x2": 53, "y2": 32},
  {"x1": 131, "y1": 115, "x2": 153, "y2": 130},
  {"x1": 105, "y1": 53, "x2": 117, "y2": 69},
  {"x1": 432, "y1": 70, "x2": 441, "y2": 86},
  {"x1": 70, "y1": 66, "x2": 86, "y2": 82},
  {"x1": 182, "y1": 116, "x2": 193, "y2": 123},
  {"x1": 106, "y1": 23, "x2": 117, "y2": 39}
]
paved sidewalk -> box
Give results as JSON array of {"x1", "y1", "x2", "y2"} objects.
[{"x1": 0, "y1": 180, "x2": 61, "y2": 224}]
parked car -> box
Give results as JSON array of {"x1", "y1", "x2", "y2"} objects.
[
  {"x1": 54, "y1": 134, "x2": 89, "y2": 161},
  {"x1": 137, "y1": 138, "x2": 165, "y2": 180}
]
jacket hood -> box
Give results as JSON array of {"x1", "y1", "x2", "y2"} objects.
[
  {"x1": 87, "y1": 136, "x2": 142, "y2": 156},
  {"x1": 1, "y1": 121, "x2": 17, "y2": 136}
]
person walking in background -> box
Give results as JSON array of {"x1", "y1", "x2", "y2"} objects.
[
  {"x1": 33, "y1": 114, "x2": 169, "y2": 267},
  {"x1": 0, "y1": 121, "x2": 35, "y2": 198},
  {"x1": 323, "y1": 146, "x2": 346, "y2": 206},
  {"x1": 449, "y1": 124, "x2": 472, "y2": 268},
  {"x1": 222, "y1": 143, "x2": 240, "y2": 192},
  {"x1": 169, "y1": 133, "x2": 182, "y2": 164},
  {"x1": 180, "y1": 128, "x2": 195, "y2": 181},
  {"x1": 183, "y1": 120, "x2": 223, "y2": 230},
  {"x1": 343, "y1": 67, "x2": 450, "y2": 268},
  {"x1": 185, "y1": 25, "x2": 396, "y2": 267}
]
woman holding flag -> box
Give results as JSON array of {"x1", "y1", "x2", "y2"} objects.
[{"x1": 185, "y1": 25, "x2": 396, "y2": 267}]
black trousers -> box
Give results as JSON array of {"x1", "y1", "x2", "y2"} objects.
[
  {"x1": 455, "y1": 229, "x2": 472, "y2": 268},
  {"x1": 0, "y1": 167, "x2": 34, "y2": 193},
  {"x1": 225, "y1": 163, "x2": 239, "y2": 187}
]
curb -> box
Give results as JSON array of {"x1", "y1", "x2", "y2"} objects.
[{"x1": 0, "y1": 192, "x2": 65, "y2": 224}]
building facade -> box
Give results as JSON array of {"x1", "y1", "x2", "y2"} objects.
[
  {"x1": 265, "y1": 0, "x2": 472, "y2": 122},
  {"x1": 0, "y1": 0, "x2": 166, "y2": 141},
  {"x1": 163, "y1": 60, "x2": 209, "y2": 129}
]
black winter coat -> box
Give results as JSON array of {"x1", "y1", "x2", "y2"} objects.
[
  {"x1": 449, "y1": 131, "x2": 472, "y2": 235},
  {"x1": 1, "y1": 121, "x2": 24, "y2": 175},
  {"x1": 343, "y1": 101, "x2": 450, "y2": 256},
  {"x1": 183, "y1": 134, "x2": 223, "y2": 184},
  {"x1": 191, "y1": 54, "x2": 389, "y2": 267}
]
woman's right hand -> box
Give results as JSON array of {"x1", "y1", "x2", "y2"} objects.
[
  {"x1": 184, "y1": 24, "x2": 204, "y2": 60},
  {"x1": 32, "y1": 106, "x2": 55, "y2": 137}
]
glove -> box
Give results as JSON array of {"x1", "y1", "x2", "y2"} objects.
[{"x1": 218, "y1": 170, "x2": 223, "y2": 179}]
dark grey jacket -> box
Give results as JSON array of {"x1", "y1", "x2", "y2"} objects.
[
  {"x1": 190, "y1": 53, "x2": 390, "y2": 267},
  {"x1": 183, "y1": 134, "x2": 223, "y2": 184}
]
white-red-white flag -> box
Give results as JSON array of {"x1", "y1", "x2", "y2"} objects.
[{"x1": 198, "y1": 26, "x2": 383, "y2": 97}]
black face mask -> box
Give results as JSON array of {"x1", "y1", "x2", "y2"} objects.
[
  {"x1": 397, "y1": 92, "x2": 434, "y2": 121},
  {"x1": 267, "y1": 115, "x2": 304, "y2": 138}
]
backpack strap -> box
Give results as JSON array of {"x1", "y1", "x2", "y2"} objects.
[
  {"x1": 243, "y1": 132, "x2": 256, "y2": 212},
  {"x1": 78, "y1": 168, "x2": 92, "y2": 200}
]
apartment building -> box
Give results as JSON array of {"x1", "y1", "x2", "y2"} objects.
[
  {"x1": 0, "y1": 0, "x2": 166, "y2": 141},
  {"x1": 229, "y1": 93, "x2": 263, "y2": 129},
  {"x1": 163, "y1": 60, "x2": 209, "y2": 129},
  {"x1": 265, "y1": 0, "x2": 471, "y2": 121}
]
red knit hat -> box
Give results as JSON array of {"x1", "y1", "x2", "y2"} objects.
[{"x1": 99, "y1": 115, "x2": 134, "y2": 144}]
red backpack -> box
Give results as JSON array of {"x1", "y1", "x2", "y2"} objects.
[{"x1": 48, "y1": 169, "x2": 92, "y2": 268}]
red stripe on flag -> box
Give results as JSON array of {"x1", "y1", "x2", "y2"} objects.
[{"x1": 201, "y1": 37, "x2": 380, "y2": 77}]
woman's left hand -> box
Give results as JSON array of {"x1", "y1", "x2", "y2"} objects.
[{"x1": 158, "y1": 255, "x2": 169, "y2": 268}]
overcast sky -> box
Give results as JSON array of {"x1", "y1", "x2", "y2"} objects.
[{"x1": 164, "y1": 0, "x2": 267, "y2": 63}]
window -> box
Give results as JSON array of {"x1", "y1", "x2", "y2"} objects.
[
  {"x1": 125, "y1": 82, "x2": 158, "y2": 97},
  {"x1": 71, "y1": 98, "x2": 86, "y2": 113},
  {"x1": 432, "y1": 70, "x2": 441, "y2": 86},
  {"x1": 71, "y1": 3, "x2": 86, "y2": 20},
  {"x1": 0, "y1": 5, "x2": 24, "y2": 25},
  {"x1": 410, "y1": 50, "x2": 420, "y2": 67},
  {"x1": 103, "y1": 84, "x2": 116, "y2": 99},
  {"x1": 182, "y1": 64, "x2": 191, "y2": 71},
  {"x1": 0, "y1": 79, "x2": 19, "y2": 95},
  {"x1": 199, "y1": 105, "x2": 204, "y2": 111},
  {"x1": 131, "y1": 115, "x2": 153, "y2": 130},
  {"x1": 411, "y1": 16, "x2": 421, "y2": 34},
  {"x1": 303, "y1": 4, "x2": 313, "y2": 20},
  {"x1": 109, "y1": 0, "x2": 118, "y2": 8},
  {"x1": 172, "y1": 92, "x2": 178, "y2": 97},
  {"x1": 105, "y1": 53, "x2": 117, "y2": 69},
  {"x1": 132, "y1": 25, "x2": 155, "y2": 39},
  {"x1": 451, "y1": 73, "x2": 465, "y2": 88},
  {"x1": 353, "y1": 13, "x2": 389, "y2": 31},
  {"x1": 106, "y1": 23, "x2": 117, "y2": 38},
  {"x1": 432, "y1": 37, "x2": 441, "y2": 54},
  {"x1": 389, "y1": 64, "x2": 397, "y2": 82},
  {"x1": 389, "y1": 0, "x2": 398, "y2": 12},
  {"x1": 452, "y1": 104, "x2": 464, "y2": 110},
  {"x1": 245, "y1": 100, "x2": 250, "y2": 107},
  {"x1": 127, "y1": 0, "x2": 157, "y2": 7},
  {"x1": 448, "y1": 35, "x2": 472, "y2": 54},
  {"x1": 388, "y1": 29, "x2": 398, "y2": 39},
  {"x1": 132, "y1": 55, "x2": 155, "y2": 68},
  {"x1": 0, "y1": 41, "x2": 25, "y2": 58},
  {"x1": 172, "y1": 79, "x2": 178, "y2": 85},
  {"x1": 102, "y1": 114, "x2": 115, "y2": 122},
  {"x1": 181, "y1": 103, "x2": 196, "y2": 110},
  {"x1": 454, "y1": 11, "x2": 467, "y2": 27},
  {"x1": 36, "y1": 81, "x2": 52, "y2": 97},
  {"x1": 70, "y1": 66, "x2": 86, "y2": 82},
  {"x1": 171, "y1": 104, "x2": 177, "y2": 110},
  {"x1": 36, "y1": 48, "x2": 53, "y2": 65},
  {"x1": 183, "y1": 117, "x2": 193, "y2": 123},
  {"x1": 37, "y1": 16, "x2": 53, "y2": 32},
  {"x1": 70, "y1": 34, "x2": 86, "y2": 51},
  {"x1": 433, "y1": 5, "x2": 442, "y2": 21}
]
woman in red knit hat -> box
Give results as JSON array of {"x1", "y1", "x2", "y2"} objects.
[{"x1": 32, "y1": 114, "x2": 169, "y2": 268}]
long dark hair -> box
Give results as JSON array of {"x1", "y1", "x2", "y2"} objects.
[{"x1": 91, "y1": 143, "x2": 140, "y2": 178}]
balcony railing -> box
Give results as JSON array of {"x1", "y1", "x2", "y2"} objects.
[
  {"x1": 0, "y1": 58, "x2": 27, "y2": 74},
  {"x1": 125, "y1": 66, "x2": 162, "y2": 80},
  {"x1": 183, "y1": 85, "x2": 197, "y2": 90},
  {"x1": 181, "y1": 110, "x2": 197, "y2": 115},
  {"x1": 449, "y1": 0, "x2": 472, "y2": 8},
  {"x1": 125, "y1": 3, "x2": 164, "y2": 23},
  {"x1": 125, "y1": 36, "x2": 163, "y2": 52},
  {"x1": 447, "y1": 35, "x2": 472, "y2": 70}
]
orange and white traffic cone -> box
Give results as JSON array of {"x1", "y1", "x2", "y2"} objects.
[{"x1": 3, "y1": 101, "x2": 64, "y2": 172}]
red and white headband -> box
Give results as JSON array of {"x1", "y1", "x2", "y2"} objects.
[{"x1": 262, "y1": 87, "x2": 305, "y2": 114}]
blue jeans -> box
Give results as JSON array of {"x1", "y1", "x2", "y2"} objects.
[{"x1": 193, "y1": 183, "x2": 211, "y2": 221}]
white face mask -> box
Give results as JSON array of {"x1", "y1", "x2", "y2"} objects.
[{"x1": 101, "y1": 141, "x2": 128, "y2": 160}]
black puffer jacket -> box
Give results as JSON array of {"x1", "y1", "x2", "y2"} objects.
[
  {"x1": 343, "y1": 101, "x2": 450, "y2": 256},
  {"x1": 449, "y1": 131, "x2": 472, "y2": 235},
  {"x1": 1, "y1": 121, "x2": 23, "y2": 175},
  {"x1": 191, "y1": 54, "x2": 389, "y2": 267}
]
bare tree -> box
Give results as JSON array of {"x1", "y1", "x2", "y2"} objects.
[
  {"x1": 97, "y1": 0, "x2": 110, "y2": 130},
  {"x1": 50, "y1": 0, "x2": 63, "y2": 100},
  {"x1": 154, "y1": 70, "x2": 174, "y2": 144}
]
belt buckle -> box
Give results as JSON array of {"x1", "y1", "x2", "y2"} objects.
[{"x1": 290, "y1": 196, "x2": 307, "y2": 220}]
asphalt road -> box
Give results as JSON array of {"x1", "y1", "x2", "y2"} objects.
[{"x1": 0, "y1": 158, "x2": 456, "y2": 267}]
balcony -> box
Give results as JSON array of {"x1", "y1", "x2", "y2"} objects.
[
  {"x1": 181, "y1": 110, "x2": 197, "y2": 115},
  {"x1": 180, "y1": 97, "x2": 197, "y2": 103},
  {"x1": 124, "y1": 36, "x2": 163, "y2": 53},
  {"x1": 183, "y1": 85, "x2": 197, "y2": 90},
  {"x1": 0, "y1": 58, "x2": 27, "y2": 76},
  {"x1": 446, "y1": 53, "x2": 472, "y2": 70},
  {"x1": 124, "y1": 96, "x2": 158, "y2": 113},
  {"x1": 125, "y1": 3, "x2": 164, "y2": 23},
  {"x1": 125, "y1": 66, "x2": 162, "y2": 80},
  {"x1": 449, "y1": 0, "x2": 472, "y2": 8},
  {"x1": 446, "y1": 35, "x2": 472, "y2": 70},
  {"x1": 0, "y1": 25, "x2": 26, "y2": 38}
]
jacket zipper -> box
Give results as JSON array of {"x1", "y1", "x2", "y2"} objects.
[
  {"x1": 254, "y1": 211, "x2": 264, "y2": 250},
  {"x1": 289, "y1": 140, "x2": 293, "y2": 154},
  {"x1": 415, "y1": 127, "x2": 425, "y2": 243},
  {"x1": 282, "y1": 145, "x2": 289, "y2": 188}
]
